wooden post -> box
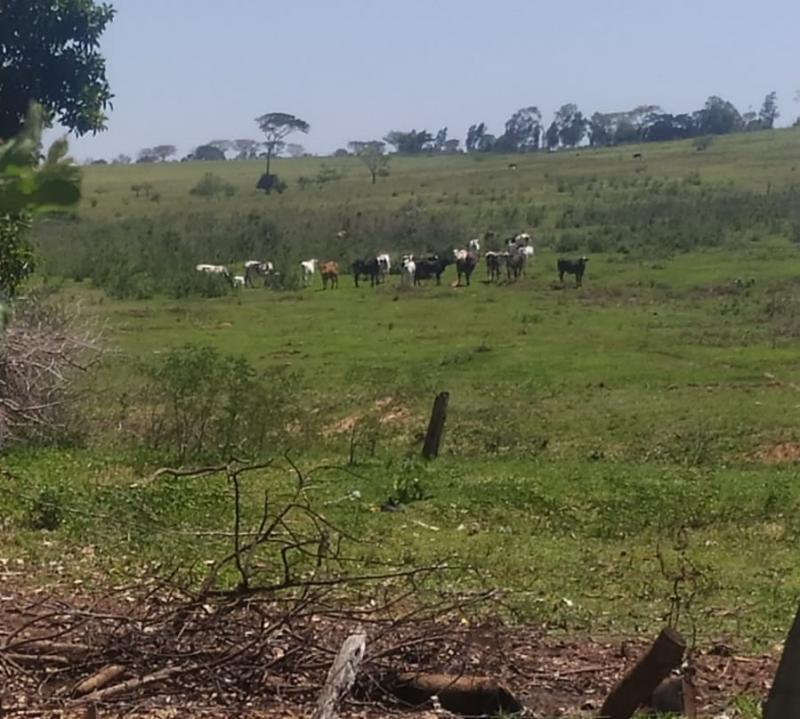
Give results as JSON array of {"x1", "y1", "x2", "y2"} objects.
[
  {"x1": 312, "y1": 631, "x2": 367, "y2": 719},
  {"x1": 764, "y1": 602, "x2": 800, "y2": 718},
  {"x1": 422, "y1": 391, "x2": 449, "y2": 460},
  {"x1": 598, "y1": 627, "x2": 686, "y2": 719}
]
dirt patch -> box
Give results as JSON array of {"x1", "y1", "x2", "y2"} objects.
[
  {"x1": 752, "y1": 441, "x2": 800, "y2": 464},
  {"x1": 323, "y1": 397, "x2": 413, "y2": 438}
]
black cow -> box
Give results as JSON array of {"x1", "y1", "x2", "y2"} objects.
[
  {"x1": 414, "y1": 256, "x2": 451, "y2": 286},
  {"x1": 352, "y1": 258, "x2": 381, "y2": 288},
  {"x1": 485, "y1": 252, "x2": 505, "y2": 281},
  {"x1": 557, "y1": 256, "x2": 589, "y2": 287},
  {"x1": 456, "y1": 253, "x2": 478, "y2": 286},
  {"x1": 507, "y1": 252, "x2": 526, "y2": 281}
]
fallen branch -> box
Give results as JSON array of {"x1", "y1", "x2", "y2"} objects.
[
  {"x1": 74, "y1": 664, "x2": 128, "y2": 696},
  {"x1": 312, "y1": 631, "x2": 367, "y2": 719}
]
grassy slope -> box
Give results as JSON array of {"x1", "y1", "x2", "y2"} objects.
[{"x1": 6, "y1": 129, "x2": 800, "y2": 648}]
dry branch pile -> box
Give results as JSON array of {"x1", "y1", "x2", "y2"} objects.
[{"x1": 0, "y1": 296, "x2": 102, "y2": 447}]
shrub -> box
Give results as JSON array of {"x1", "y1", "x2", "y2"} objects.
[
  {"x1": 137, "y1": 345, "x2": 301, "y2": 462},
  {"x1": 556, "y1": 232, "x2": 582, "y2": 254},
  {"x1": 256, "y1": 173, "x2": 287, "y2": 194},
  {"x1": 693, "y1": 135, "x2": 715, "y2": 151},
  {"x1": 27, "y1": 488, "x2": 64, "y2": 530},
  {"x1": 189, "y1": 173, "x2": 236, "y2": 198}
]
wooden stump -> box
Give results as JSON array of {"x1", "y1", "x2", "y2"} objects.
[
  {"x1": 422, "y1": 392, "x2": 449, "y2": 460},
  {"x1": 598, "y1": 627, "x2": 686, "y2": 719},
  {"x1": 764, "y1": 602, "x2": 800, "y2": 718}
]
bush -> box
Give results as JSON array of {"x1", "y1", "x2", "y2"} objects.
[
  {"x1": 693, "y1": 135, "x2": 715, "y2": 151},
  {"x1": 256, "y1": 173, "x2": 287, "y2": 194},
  {"x1": 137, "y1": 345, "x2": 301, "y2": 462},
  {"x1": 166, "y1": 269, "x2": 230, "y2": 299},
  {"x1": 27, "y1": 488, "x2": 64, "y2": 530},
  {"x1": 189, "y1": 173, "x2": 236, "y2": 198},
  {"x1": 556, "y1": 232, "x2": 582, "y2": 254}
]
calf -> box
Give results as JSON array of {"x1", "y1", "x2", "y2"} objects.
[
  {"x1": 320, "y1": 261, "x2": 339, "y2": 289},
  {"x1": 352, "y1": 257, "x2": 381, "y2": 287},
  {"x1": 195, "y1": 264, "x2": 232, "y2": 284},
  {"x1": 485, "y1": 251, "x2": 505, "y2": 281},
  {"x1": 376, "y1": 253, "x2": 391, "y2": 283},
  {"x1": 414, "y1": 256, "x2": 451, "y2": 286},
  {"x1": 400, "y1": 255, "x2": 416, "y2": 288},
  {"x1": 232, "y1": 275, "x2": 246, "y2": 288},
  {"x1": 244, "y1": 260, "x2": 274, "y2": 287},
  {"x1": 557, "y1": 256, "x2": 589, "y2": 287}
]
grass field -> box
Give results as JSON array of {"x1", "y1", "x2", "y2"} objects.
[{"x1": 6, "y1": 129, "x2": 800, "y2": 653}]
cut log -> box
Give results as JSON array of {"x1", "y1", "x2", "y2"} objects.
[
  {"x1": 383, "y1": 672, "x2": 522, "y2": 716},
  {"x1": 764, "y1": 601, "x2": 800, "y2": 718},
  {"x1": 598, "y1": 627, "x2": 686, "y2": 719},
  {"x1": 422, "y1": 391, "x2": 449, "y2": 460},
  {"x1": 649, "y1": 676, "x2": 696, "y2": 717},
  {"x1": 311, "y1": 631, "x2": 367, "y2": 719},
  {"x1": 74, "y1": 664, "x2": 127, "y2": 696}
]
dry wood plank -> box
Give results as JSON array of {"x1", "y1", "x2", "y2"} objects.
[{"x1": 311, "y1": 631, "x2": 366, "y2": 719}]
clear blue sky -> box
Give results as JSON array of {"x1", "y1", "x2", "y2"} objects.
[{"x1": 58, "y1": 0, "x2": 800, "y2": 161}]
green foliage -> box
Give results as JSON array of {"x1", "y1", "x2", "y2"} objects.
[
  {"x1": 189, "y1": 172, "x2": 236, "y2": 198},
  {"x1": 0, "y1": 0, "x2": 115, "y2": 138},
  {"x1": 26, "y1": 487, "x2": 64, "y2": 530},
  {"x1": 136, "y1": 344, "x2": 300, "y2": 462},
  {"x1": 0, "y1": 104, "x2": 81, "y2": 296},
  {"x1": 256, "y1": 173, "x2": 287, "y2": 194}
]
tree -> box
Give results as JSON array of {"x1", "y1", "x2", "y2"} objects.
[
  {"x1": 465, "y1": 123, "x2": 487, "y2": 152},
  {"x1": 433, "y1": 127, "x2": 448, "y2": 152},
  {"x1": 232, "y1": 139, "x2": 261, "y2": 160},
  {"x1": 112, "y1": 154, "x2": 131, "y2": 165},
  {"x1": 208, "y1": 140, "x2": 233, "y2": 156},
  {"x1": 497, "y1": 106, "x2": 542, "y2": 152},
  {"x1": 443, "y1": 139, "x2": 461, "y2": 153},
  {"x1": 0, "y1": 104, "x2": 81, "y2": 297},
  {"x1": 152, "y1": 145, "x2": 177, "y2": 162},
  {"x1": 694, "y1": 96, "x2": 743, "y2": 135},
  {"x1": 0, "y1": 0, "x2": 116, "y2": 139},
  {"x1": 383, "y1": 130, "x2": 433, "y2": 154},
  {"x1": 555, "y1": 104, "x2": 587, "y2": 148},
  {"x1": 137, "y1": 148, "x2": 158, "y2": 163},
  {"x1": 254, "y1": 112, "x2": 310, "y2": 177},
  {"x1": 193, "y1": 145, "x2": 226, "y2": 161},
  {"x1": 545, "y1": 120, "x2": 560, "y2": 150},
  {"x1": 588, "y1": 113, "x2": 613, "y2": 147},
  {"x1": 286, "y1": 143, "x2": 306, "y2": 158},
  {"x1": 348, "y1": 141, "x2": 390, "y2": 184},
  {"x1": 759, "y1": 91, "x2": 779, "y2": 129}
]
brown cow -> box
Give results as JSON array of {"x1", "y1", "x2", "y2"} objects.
[{"x1": 321, "y1": 261, "x2": 339, "y2": 289}]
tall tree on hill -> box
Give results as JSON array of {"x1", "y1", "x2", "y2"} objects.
[
  {"x1": 555, "y1": 104, "x2": 587, "y2": 148},
  {"x1": 348, "y1": 141, "x2": 390, "y2": 184},
  {"x1": 545, "y1": 120, "x2": 560, "y2": 151},
  {"x1": 694, "y1": 96, "x2": 743, "y2": 135},
  {"x1": 0, "y1": 0, "x2": 115, "y2": 139},
  {"x1": 465, "y1": 123, "x2": 487, "y2": 152},
  {"x1": 254, "y1": 113, "x2": 310, "y2": 176},
  {"x1": 433, "y1": 127, "x2": 448, "y2": 152},
  {"x1": 383, "y1": 130, "x2": 434, "y2": 154},
  {"x1": 152, "y1": 145, "x2": 177, "y2": 162},
  {"x1": 759, "y1": 91, "x2": 779, "y2": 129},
  {"x1": 497, "y1": 106, "x2": 543, "y2": 152}
]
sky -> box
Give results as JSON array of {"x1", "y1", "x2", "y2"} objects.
[{"x1": 53, "y1": 0, "x2": 800, "y2": 161}]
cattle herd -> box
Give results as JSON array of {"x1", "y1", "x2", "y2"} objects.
[{"x1": 195, "y1": 233, "x2": 590, "y2": 291}]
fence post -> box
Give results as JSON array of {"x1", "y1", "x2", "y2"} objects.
[
  {"x1": 764, "y1": 601, "x2": 800, "y2": 718},
  {"x1": 422, "y1": 392, "x2": 449, "y2": 460}
]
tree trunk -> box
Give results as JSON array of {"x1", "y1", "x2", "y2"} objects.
[
  {"x1": 599, "y1": 627, "x2": 686, "y2": 719},
  {"x1": 422, "y1": 391, "x2": 449, "y2": 460},
  {"x1": 764, "y1": 601, "x2": 800, "y2": 718},
  {"x1": 265, "y1": 149, "x2": 271, "y2": 177}
]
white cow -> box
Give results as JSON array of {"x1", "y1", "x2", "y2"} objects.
[
  {"x1": 244, "y1": 260, "x2": 275, "y2": 287},
  {"x1": 377, "y1": 253, "x2": 391, "y2": 282},
  {"x1": 455, "y1": 238, "x2": 482, "y2": 261},
  {"x1": 300, "y1": 258, "x2": 318, "y2": 286},
  {"x1": 233, "y1": 275, "x2": 246, "y2": 288},
  {"x1": 400, "y1": 255, "x2": 416, "y2": 288},
  {"x1": 196, "y1": 264, "x2": 232, "y2": 283}
]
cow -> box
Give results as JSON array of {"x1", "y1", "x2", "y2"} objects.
[
  {"x1": 232, "y1": 275, "x2": 246, "y2": 288},
  {"x1": 195, "y1": 264, "x2": 232, "y2": 284},
  {"x1": 320, "y1": 261, "x2": 339, "y2": 289},
  {"x1": 507, "y1": 251, "x2": 526, "y2": 281},
  {"x1": 377, "y1": 253, "x2": 391, "y2": 283},
  {"x1": 352, "y1": 257, "x2": 381, "y2": 288},
  {"x1": 557, "y1": 256, "x2": 589, "y2": 287},
  {"x1": 456, "y1": 251, "x2": 479, "y2": 286},
  {"x1": 454, "y1": 238, "x2": 481, "y2": 262},
  {"x1": 400, "y1": 255, "x2": 415, "y2": 288},
  {"x1": 300, "y1": 259, "x2": 318, "y2": 287},
  {"x1": 244, "y1": 260, "x2": 274, "y2": 287},
  {"x1": 485, "y1": 251, "x2": 506, "y2": 281},
  {"x1": 414, "y1": 256, "x2": 451, "y2": 286}
]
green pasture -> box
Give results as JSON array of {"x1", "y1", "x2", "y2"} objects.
[{"x1": 4, "y1": 129, "x2": 800, "y2": 650}]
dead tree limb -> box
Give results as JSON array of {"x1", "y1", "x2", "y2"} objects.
[
  {"x1": 74, "y1": 664, "x2": 128, "y2": 696},
  {"x1": 598, "y1": 627, "x2": 686, "y2": 719},
  {"x1": 311, "y1": 631, "x2": 366, "y2": 719}
]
